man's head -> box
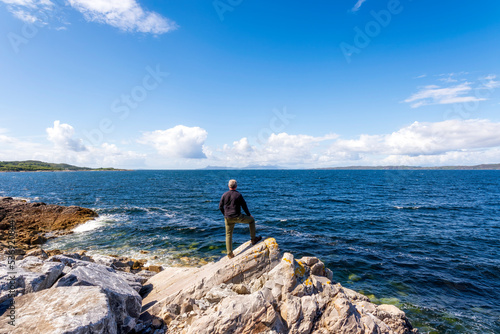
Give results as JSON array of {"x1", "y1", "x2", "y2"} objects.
[{"x1": 228, "y1": 179, "x2": 237, "y2": 190}]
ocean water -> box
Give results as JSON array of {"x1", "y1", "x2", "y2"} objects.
[{"x1": 0, "y1": 170, "x2": 499, "y2": 333}]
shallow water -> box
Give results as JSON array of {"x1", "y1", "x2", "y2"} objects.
[{"x1": 1, "y1": 170, "x2": 499, "y2": 333}]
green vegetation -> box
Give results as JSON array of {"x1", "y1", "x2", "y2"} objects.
[{"x1": 0, "y1": 160, "x2": 123, "y2": 172}]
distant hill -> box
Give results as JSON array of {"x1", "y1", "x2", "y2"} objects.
[
  {"x1": 0, "y1": 160, "x2": 124, "y2": 172},
  {"x1": 316, "y1": 163, "x2": 500, "y2": 170}
]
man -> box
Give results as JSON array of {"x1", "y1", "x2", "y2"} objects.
[{"x1": 219, "y1": 179, "x2": 262, "y2": 259}]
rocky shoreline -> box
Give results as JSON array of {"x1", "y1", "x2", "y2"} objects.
[
  {"x1": 0, "y1": 197, "x2": 419, "y2": 334},
  {"x1": 0, "y1": 197, "x2": 98, "y2": 251}
]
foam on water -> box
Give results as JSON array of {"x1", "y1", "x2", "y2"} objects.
[{"x1": 73, "y1": 215, "x2": 115, "y2": 233}]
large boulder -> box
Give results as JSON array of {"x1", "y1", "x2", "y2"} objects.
[
  {"x1": 142, "y1": 238, "x2": 418, "y2": 334},
  {"x1": 16, "y1": 256, "x2": 65, "y2": 292},
  {"x1": 49, "y1": 255, "x2": 145, "y2": 292},
  {"x1": 0, "y1": 286, "x2": 117, "y2": 334},
  {"x1": 142, "y1": 237, "x2": 280, "y2": 322},
  {"x1": 0, "y1": 257, "x2": 64, "y2": 304},
  {"x1": 53, "y1": 262, "x2": 142, "y2": 333}
]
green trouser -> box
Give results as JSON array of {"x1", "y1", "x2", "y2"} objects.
[{"x1": 225, "y1": 214, "x2": 256, "y2": 254}]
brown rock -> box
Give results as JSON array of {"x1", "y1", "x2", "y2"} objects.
[
  {"x1": 132, "y1": 260, "x2": 144, "y2": 270},
  {"x1": 147, "y1": 265, "x2": 163, "y2": 273},
  {"x1": 0, "y1": 197, "x2": 97, "y2": 251},
  {"x1": 30, "y1": 235, "x2": 47, "y2": 245},
  {"x1": 46, "y1": 249, "x2": 62, "y2": 256}
]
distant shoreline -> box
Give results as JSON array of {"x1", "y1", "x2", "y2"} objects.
[
  {"x1": 0, "y1": 160, "x2": 130, "y2": 172},
  {"x1": 313, "y1": 164, "x2": 500, "y2": 170},
  {"x1": 0, "y1": 169, "x2": 131, "y2": 173}
]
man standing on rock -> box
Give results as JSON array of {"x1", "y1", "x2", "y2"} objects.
[{"x1": 219, "y1": 179, "x2": 262, "y2": 259}]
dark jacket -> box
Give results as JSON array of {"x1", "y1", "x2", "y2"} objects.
[{"x1": 219, "y1": 190, "x2": 251, "y2": 218}]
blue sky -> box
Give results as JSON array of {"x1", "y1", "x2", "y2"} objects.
[{"x1": 1, "y1": 0, "x2": 499, "y2": 169}]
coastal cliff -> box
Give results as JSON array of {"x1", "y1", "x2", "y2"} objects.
[{"x1": 0, "y1": 198, "x2": 418, "y2": 333}]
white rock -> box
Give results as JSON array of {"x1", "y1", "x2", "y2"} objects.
[
  {"x1": 54, "y1": 264, "x2": 141, "y2": 333},
  {"x1": 0, "y1": 286, "x2": 117, "y2": 334}
]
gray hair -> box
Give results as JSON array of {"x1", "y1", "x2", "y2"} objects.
[{"x1": 228, "y1": 179, "x2": 237, "y2": 189}]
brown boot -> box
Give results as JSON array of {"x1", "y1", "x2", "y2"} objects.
[{"x1": 251, "y1": 236, "x2": 262, "y2": 245}]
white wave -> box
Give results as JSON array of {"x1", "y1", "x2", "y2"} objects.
[
  {"x1": 394, "y1": 206, "x2": 421, "y2": 210},
  {"x1": 73, "y1": 215, "x2": 114, "y2": 233},
  {"x1": 13, "y1": 196, "x2": 31, "y2": 202}
]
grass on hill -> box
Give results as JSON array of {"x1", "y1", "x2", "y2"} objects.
[{"x1": 0, "y1": 160, "x2": 119, "y2": 172}]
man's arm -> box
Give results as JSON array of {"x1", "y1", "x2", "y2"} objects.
[
  {"x1": 219, "y1": 194, "x2": 225, "y2": 215},
  {"x1": 240, "y1": 195, "x2": 251, "y2": 216}
]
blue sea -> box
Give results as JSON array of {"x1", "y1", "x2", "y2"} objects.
[{"x1": 0, "y1": 170, "x2": 499, "y2": 333}]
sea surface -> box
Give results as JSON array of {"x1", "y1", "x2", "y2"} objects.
[{"x1": 0, "y1": 170, "x2": 499, "y2": 333}]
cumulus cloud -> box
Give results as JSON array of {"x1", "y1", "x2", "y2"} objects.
[
  {"x1": 0, "y1": 121, "x2": 145, "y2": 168},
  {"x1": 46, "y1": 120, "x2": 87, "y2": 152},
  {"x1": 206, "y1": 119, "x2": 500, "y2": 168},
  {"x1": 0, "y1": 0, "x2": 177, "y2": 34},
  {"x1": 214, "y1": 132, "x2": 338, "y2": 167},
  {"x1": 67, "y1": 0, "x2": 177, "y2": 34},
  {"x1": 3, "y1": 119, "x2": 500, "y2": 169},
  {"x1": 139, "y1": 125, "x2": 208, "y2": 159},
  {"x1": 325, "y1": 119, "x2": 500, "y2": 160}
]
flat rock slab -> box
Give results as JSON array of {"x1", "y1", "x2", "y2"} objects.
[
  {"x1": 0, "y1": 286, "x2": 117, "y2": 334},
  {"x1": 142, "y1": 238, "x2": 280, "y2": 318}
]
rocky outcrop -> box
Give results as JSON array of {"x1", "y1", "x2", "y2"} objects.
[
  {"x1": 0, "y1": 197, "x2": 98, "y2": 251},
  {"x1": 0, "y1": 250, "x2": 159, "y2": 334},
  {"x1": 142, "y1": 238, "x2": 418, "y2": 334},
  {"x1": 0, "y1": 286, "x2": 117, "y2": 334},
  {"x1": 0, "y1": 231, "x2": 418, "y2": 333},
  {"x1": 53, "y1": 262, "x2": 142, "y2": 332},
  {"x1": 142, "y1": 238, "x2": 280, "y2": 320}
]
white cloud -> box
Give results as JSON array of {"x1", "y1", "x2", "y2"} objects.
[
  {"x1": 481, "y1": 75, "x2": 500, "y2": 90},
  {"x1": 325, "y1": 119, "x2": 500, "y2": 160},
  {"x1": 404, "y1": 82, "x2": 486, "y2": 108},
  {"x1": 139, "y1": 125, "x2": 208, "y2": 159},
  {"x1": 0, "y1": 121, "x2": 144, "y2": 168},
  {"x1": 67, "y1": 0, "x2": 177, "y2": 34},
  {"x1": 0, "y1": 0, "x2": 177, "y2": 34},
  {"x1": 3, "y1": 120, "x2": 500, "y2": 169},
  {"x1": 46, "y1": 120, "x2": 87, "y2": 152},
  {"x1": 11, "y1": 8, "x2": 38, "y2": 22},
  {"x1": 0, "y1": 0, "x2": 53, "y2": 22},
  {"x1": 405, "y1": 73, "x2": 499, "y2": 108},
  {"x1": 351, "y1": 0, "x2": 367, "y2": 12},
  {"x1": 213, "y1": 132, "x2": 338, "y2": 167}
]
